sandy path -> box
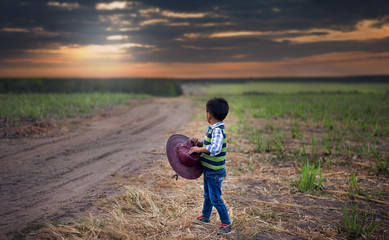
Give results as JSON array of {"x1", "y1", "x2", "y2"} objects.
[{"x1": 0, "y1": 98, "x2": 192, "y2": 237}]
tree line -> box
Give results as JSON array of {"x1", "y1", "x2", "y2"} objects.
[{"x1": 0, "y1": 78, "x2": 183, "y2": 96}]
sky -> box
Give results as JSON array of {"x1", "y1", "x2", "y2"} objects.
[{"x1": 0, "y1": 0, "x2": 389, "y2": 78}]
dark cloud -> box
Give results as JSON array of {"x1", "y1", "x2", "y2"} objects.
[
  {"x1": 139, "y1": 0, "x2": 222, "y2": 12},
  {"x1": 0, "y1": 0, "x2": 389, "y2": 65}
]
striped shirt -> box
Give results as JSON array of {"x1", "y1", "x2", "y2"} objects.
[{"x1": 204, "y1": 122, "x2": 225, "y2": 156}]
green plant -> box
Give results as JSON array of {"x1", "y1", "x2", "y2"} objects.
[
  {"x1": 249, "y1": 155, "x2": 254, "y2": 171},
  {"x1": 311, "y1": 134, "x2": 319, "y2": 158},
  {"x1": 373, "y1": 122, "x2": 381, "y2": 137},
  {"x1": 348, "y1": 172, "x2": 387, "y2": 199},
  {"x1": 254, "y1": 137, "x2": 264, "y2": 153},
  {"x1": 272, "y1": 133, "x2": 284, "y2": 159},
  {"x1": 264, "y1": 139, "x2": 272, "y2": 152},
  {"x1": 266, "y1": 123, "x2": 276, "y2": 132},
  {"x1": 349, "y1": 172, "x2": 365, "y2": 197},
  {"x1": 322, "y1": 134, "x2": 332, "y2": 155},
  {"x1": 338, "y1": 202, "x2": 382, "y2": 238},
  {"x1": 291, "y1": 120, "x2": 302, "y2": 139},
  {"x1": 343, "y1": 143, "x2": 351, "y2": 157},
  {"x1": 371, "y1": 148, "x2": 389, "y2": 175},
  {"x1": 7, "y1": 223, "x2": 46, "y2": 240},
  {"x1": 292, "y1": 161, "x2": 323, "y2": 193},
  {"x1": 250, "y1": 129, "x2": 265, "y2": 153},
  {"x1": 229, "y1": 123, "x2": 238, "y2": 134},
  {"x1": 361, "y1": 142, "x2": 371, "y2": 157},
  {"x1": 299, "y1": 143, "x2": 307, "y2": 156},
  {"x1": 324, "y1": 115, "x2": 334, "y2": 130}
]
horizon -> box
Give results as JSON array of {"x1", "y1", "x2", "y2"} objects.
[
  {"x1": 1, "y1": 1, "x2": 389, "y2": 78},
  {"x1": 2, "y1": 75, "x2": 389, "y2": 80}
]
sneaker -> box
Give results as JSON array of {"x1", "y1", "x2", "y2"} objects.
[
  {"x1": 194, "y1": 214, "x2": 210, "y2": 224},
  {"x1": 217, "y1": 223, "x2": 232, "y2": 234}
]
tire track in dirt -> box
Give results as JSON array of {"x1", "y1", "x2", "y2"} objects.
[{"x1": 0, "y1": 98, "x2": 192, "y2": 237}]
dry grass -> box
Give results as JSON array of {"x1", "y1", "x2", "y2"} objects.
[
  {"x1": 35, "y1": 101, "x2": 389, "y2": 240},
  {"x1": 37, "y1": 116, "x2": 236, "y2": 240}
]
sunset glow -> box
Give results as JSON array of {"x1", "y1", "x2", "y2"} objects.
[{"x1": 1, "y1": 1, "x2": 389, "y2": 78}]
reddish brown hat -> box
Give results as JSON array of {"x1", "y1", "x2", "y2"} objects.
[{"x1": 166, "y1": 134, "x2": 203, "y2": 180}]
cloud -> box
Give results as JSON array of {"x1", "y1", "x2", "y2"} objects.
[
  {"x1": 140, "y1": 19, "x2": 169, "y2": 26},
  {"x1": 275, "y1": 19, "x2": 389, "y2": 43},
  {"x1": 47, "y1": 2, "x2": 82, "y2": 10},
  {"x1": 98, "y1": 14, "x2": 132, "y2": 25},
  {"x1": 160, "y1": 10, "x2": 207, "y2": 18},
  {"x1": 106, "y1": 35, "x2": 128, "y2": 40},
  {"x1": 210, "y1": 31, "x2": 265, "y2": 38},
  {"x1": 176, "y1": 18, "x2": 389, "y2": 47},
  {"x1": 139, "y1": 8, "x2": 160, "y2": 17},
  {"x1": 96, "y1": 1, "x2": 132, "y2": 10},
  {"x1": 1, "y1": 27, "x2": 29, "y2": 33},
  {"x1": 1, "y1": 42, "x2": 155, "y2": 67},
  {"x1": 24, "y1": 43, "x2": 154, "y2": 55},
  {"x1": 119, "y1": 27, "x2": 140, "y2": 31},
  {"x1": 2, "y1": 0, "x2": 389, "y2": 77},
  {"x1": 1, "y1": 26, "x2": 60, "y2": 37}
]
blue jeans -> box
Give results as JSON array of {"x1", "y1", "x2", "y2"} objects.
[{"x1": 202, "y1": 168, "x2": 230, "y2": 224}]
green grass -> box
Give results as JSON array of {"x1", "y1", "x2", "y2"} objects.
[
  {"x1": 349, "y1": 172, "x2": 369, "y2": 197},
  {"x1": 348, "y1": 172, "x2": 388, "y2": 199},
  {"x1": 0, "y1": 93, "x2": 149, "y2": 125},
  {"x1": 7, "y1": 223, "x2": 46, "y2": 240},
  {"x1": 223, "y1": 91, "x2": 388, "y2": 198},
  {"x1": 228, "y1": 93, "x2": 389, "y2": 142},
  {"x1": 218, "y1": 92, "x2": 389, "y2": 184},
  {"x1": 292, "y1": 161, "x2": 323, "y2": 193},
  {"x1": 371, "y1": 148, "x2": 389, "y2": 176},
  {"x1": 338, "y1": 202, "x2": 382, "y2": 238},
  {"x1": 201, "y1": 82, "x2": 389, "y2": 95},
  {"x1": 272, "y1": 133, "x2": 284, "y2": 159}
]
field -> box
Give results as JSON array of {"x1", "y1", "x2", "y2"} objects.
[
  {"x1": 4, "y1": 82, "x2": 389, "y2": 239},
  {"x1": 0, "y1": 93, "x2": 149, "y2": 137},
  {"x1": 201, "y1": 82, "x2": 389, "y2": 95}
]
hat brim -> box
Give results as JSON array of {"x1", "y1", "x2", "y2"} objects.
[{"x1": 166, "y1": 134, "x2": 203, "y2": 180}]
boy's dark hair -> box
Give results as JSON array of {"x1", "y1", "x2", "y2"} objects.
[{"x1": 206, "y1": 97, "x2": 229, "y2": 121}]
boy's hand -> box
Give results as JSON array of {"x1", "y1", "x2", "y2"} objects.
[
  {"x1": 191, "y1": 137, "x2": 203, "y2": 147},
  {"x1": 191, "y1": 137, "x2": 199, "y2": 145},
  {"x1": 188, "y1": 146, "x2": 199, "y2": 155},
  {"x1": 189, "y1": 146, "x2": 209, "y2": 155}
]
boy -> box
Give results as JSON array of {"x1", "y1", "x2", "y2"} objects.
[{"x1": 188, "y1": 97, "x2": 231, "y2": 234}]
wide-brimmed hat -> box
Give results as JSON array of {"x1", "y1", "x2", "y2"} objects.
[{"x1": 166, "y1": 134, "x2": 203, "y2": 180}]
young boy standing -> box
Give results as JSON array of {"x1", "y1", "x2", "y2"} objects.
[{"x1": 188, "y1": 97, "x2": 231, "y2": 234}]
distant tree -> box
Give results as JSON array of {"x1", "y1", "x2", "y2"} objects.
[{"x1": 0, "y1": 78, "x2": 183, "y2": 96}]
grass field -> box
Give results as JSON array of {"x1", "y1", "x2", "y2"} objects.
[
  {"x1": 229, "y1": 93, "x2": 389, "y2": 140},
  {"x1": 0, "y1": 93, "x2": 149, "y2": 137},
  {"x1": 199, "y1": 82, "x2": 389, "y2": 95},
  {"x1": 0, "y1": 93, "x2": 149, "y2": 124},
  {"x1": 5, "y1": 83, "x2": 389, "y2": 239},
  {"x1": 221, "y1": 93, "x2": 388, "y2": 239}
]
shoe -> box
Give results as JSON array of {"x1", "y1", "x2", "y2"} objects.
[
  {"x1": 217, "y1": 223, "x2": 232, "y2": 234},
  {"x1": 194, "y1": 214, "x2": 210, "y2": 224}
]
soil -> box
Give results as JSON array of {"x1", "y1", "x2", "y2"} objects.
[{"x1": 0, "y1": 97, "x2": 193, "y2": 238}]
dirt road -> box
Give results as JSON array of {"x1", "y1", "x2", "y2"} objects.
[{"x1": 0, "y1": 98, "x2": 192, "y2": 238}]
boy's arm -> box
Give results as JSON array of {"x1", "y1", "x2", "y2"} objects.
[
  {"x1": 189, "y1": 146, "x2": 209, "y2": 154},
  {"x1": 189, "y1": 128, "x2": 224, "y2": 156}
]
